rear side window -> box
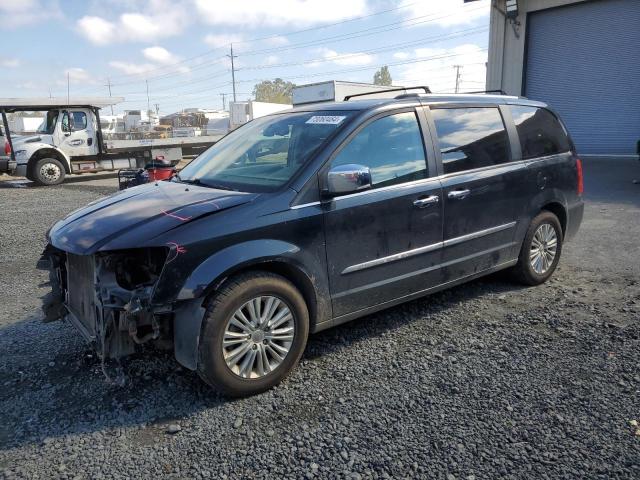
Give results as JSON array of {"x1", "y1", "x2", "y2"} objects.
[
  {"x1": 431, "y1": 107, "x2": 510, "y2": 174},
  {"x1": 510, "y1": 106, "x2": 571, "y2": 159},
  {"x1": 331, "y1": 111, "x2": 427, "y2": 188}
]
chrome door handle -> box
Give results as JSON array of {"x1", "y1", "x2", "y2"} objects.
[
  {"x1": 413, "y1": 195, "x2": 439, "y2": 208},
  {"x1": 448, "y1": 189, "x2": 470, "y2": 200}
]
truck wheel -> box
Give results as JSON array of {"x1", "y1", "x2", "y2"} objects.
[
  {"x1": 512, "y1": 211, "x2": 563, "y2": 286},
  {"x1": 198, "y1": 271, "x2": 309, "y2": 397},
  {"x1": 33, "y1": 158, "x2": 65, "y2": 186}
]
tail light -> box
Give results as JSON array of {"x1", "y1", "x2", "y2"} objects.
[
  {"x1": 576, "y1": 158, "x2": 584, "y2": 195},
  {"x1": 3, "y1": 141, "x2": 10, "y2": 156}
]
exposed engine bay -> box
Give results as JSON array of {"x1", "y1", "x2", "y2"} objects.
[{"x1": 40, "y1": 246, "x2": 173, "y2": 378}]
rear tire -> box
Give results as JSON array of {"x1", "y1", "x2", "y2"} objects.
[
  {"x1": 33, "y1": 158, "x2": 65, "y2": 186},
  {"x1": 197, "y1": 271, "x2": 309, "y2": 397},
  {"x1": 512, "y1": 211, "x2": 563, "y2": 286}
]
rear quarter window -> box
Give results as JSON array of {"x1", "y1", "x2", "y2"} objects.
[{"x1": 510, "y1": 106, "x2": 571, "y2": 159}]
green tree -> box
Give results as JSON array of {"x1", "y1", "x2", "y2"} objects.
[
  {"x1": 373, "y1": 66, "x2": 392, "y2": 86},
  {"x1": 252, "y1": 78, "x2": 296, "y2": 104}
]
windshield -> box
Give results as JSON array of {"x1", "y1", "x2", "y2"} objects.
[
  {"x1": 177, "y1": 110, "x2": 353, "y2": 192},
  {"x1": 37, "y1": 110, "x2": 59, "y2": 134}
]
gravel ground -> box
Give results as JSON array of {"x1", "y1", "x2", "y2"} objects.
[{"x1": 1, "y1": 160, "x2": 639, "y2": 479}]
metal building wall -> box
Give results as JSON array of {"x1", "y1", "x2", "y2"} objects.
[{"x1": 524, "y1": 0, "x2": 640, "y2": 155}]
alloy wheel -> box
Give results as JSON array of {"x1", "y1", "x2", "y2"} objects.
[
  {"x1": 530, "y1": 223, "x2": 558, "y2": 274},
  {"x1": 222, "y1": 295, "x2": 295, "y2": 379}
]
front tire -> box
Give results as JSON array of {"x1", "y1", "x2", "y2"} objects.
[
  {"x1": 197, "y1": 271, "x2": 309, "y2": 397},
  {"x1": 512, "y1": 211, "x2": 563, "y2": 285},
  {"x1": 33, "y1": 158, "x2": 65, "y2": 186}
]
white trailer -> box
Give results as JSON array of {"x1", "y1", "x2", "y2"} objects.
[
  {"x1": 0, "y1": 97, "x2": 224, "y2": 185},
  {"x1": 292, "y1": 80, "x2": 410, "y2": 106},
  {"x1": 229, "y1": 101, "x2": 292, "y2": 130}
]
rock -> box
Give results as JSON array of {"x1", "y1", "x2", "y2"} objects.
[
  {"x1": 166, "y1": 424, "x2": 181, "y2": 434},
  {"x1": 233, "y1": 417, "x2": 243, "y2": 429}
]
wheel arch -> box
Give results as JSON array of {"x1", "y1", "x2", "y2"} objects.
[
  {"x1": 28, "y1": 147, "x2": 71, "y2": 176},
  {"x1": 213, "y1": 261, "x2": 319, "y2": 331},
  {"x1": 171, "y1": 240, "x2": 328, "y2": 371},
  {"x1": 540, "y1": 201, "x2": 567, "y2": 237}
]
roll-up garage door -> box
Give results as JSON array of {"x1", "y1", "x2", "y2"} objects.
[{"x1": 525, "y1": 0, "x2": 640, "y2": 155}]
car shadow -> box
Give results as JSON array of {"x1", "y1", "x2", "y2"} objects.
[
  {"x1": 582, "y1": 156, "x2": 640, "y2": 207},
  {"x1": 0, "y1": 272, "x2": 526, "y2": 451}
]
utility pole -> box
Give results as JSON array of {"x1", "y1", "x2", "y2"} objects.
[
  {"x1": 146, "y1": 79, "x2": 151, "y2": 116},
  {"x1": 154, "y1": 103, "x2": 159, "y2": 116},
  {"x1": 453, "y1": 65, "x2": 462, "y2": 93},
  {"x1": 219, "y1": 93, "x2": 227, "y2": 110},
  {"x1": 105, "y1": 78, "x2": 114, "y2": 115},
  {"x1": 227, "y1": 44, "x2": 238, "y2": 102}
]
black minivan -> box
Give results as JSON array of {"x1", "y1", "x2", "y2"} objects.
[{"x1": 42, "y1": 92, "x2": 584, "y2": 396}]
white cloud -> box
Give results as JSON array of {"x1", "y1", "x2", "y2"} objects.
[
  {"x1": 76, "y1": 1, "x2": 189, "y2": 45},
  {"x1": 1, "y1": 58, "x2": 20, "y2": 68},
  {"x1": 401, "y1": 0, "x2": 489, "y2": 27},
  {"x1": 312, "y1": 48, "x2": 375, "y2": 67},
  {"x1": 109, "y1": 61, "x2": 157, "y2": 75},
  {"x1": 77, "y1": 16, "x2": 116, "y2": 46},
  {"x1": 393, "y1": 52, "x2": 410, "y2": 60},
  {"x1": 0, "y1": 0, "x2": 37, "y2": 12},
  {"x1": 60, "y1": 68, "x2": 96, "y2": 86},
  {"x1": 203, "y1": 33, "x2": 244, "y2": 49},
  {"x1": 265, "y1": 35, "x2": 289, "y2": 46},
  {"x1": 0, "y1": 0, "x2": 62, "y2": 28},
  {"x1": 141, "y1": 46, "x2": 190, "y2": 73},
  {"x1": 195, "y1": 0, "x2": 367, "y2": 27},
  {"x1": 264, "y1": 55, "x2": 280, "y2": 65},
  {"x1": 143, "y1": 46, "x2": 177, "y2": 64},
  {"x1": 393, "y1": 44, "x2": 487, "y2": 93}
]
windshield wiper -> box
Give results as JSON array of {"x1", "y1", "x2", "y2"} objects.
[{"x1": 174, "y1": 175, "x2": 237, "y2": 191}]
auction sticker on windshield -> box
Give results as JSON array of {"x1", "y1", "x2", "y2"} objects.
[{"x1": 305, "y1": 115, "x2": 346, "y2": 125}]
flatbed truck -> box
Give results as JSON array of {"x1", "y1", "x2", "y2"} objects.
[{"x1": 0, "y1": 97, "x2": 224, "y2": 185}]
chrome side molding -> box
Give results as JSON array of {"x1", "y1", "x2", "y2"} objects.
[
  {"x1": 341, "y1": 221, "x2": 517, "y2": 274},
  {"x1": 342, "y1": 242, "x2": 442, "y2": 274}
]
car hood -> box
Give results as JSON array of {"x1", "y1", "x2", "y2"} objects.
[
  {"x1": 13, "y1": 134, "x2": 52, "y2": 146},
  {"x1": 48, "y1": 180, "x2": 258, "y2": 255}
]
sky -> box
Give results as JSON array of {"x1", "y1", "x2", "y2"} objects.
[{"x1": 0, "y1": 0, "x2": 491, "y2": 115}]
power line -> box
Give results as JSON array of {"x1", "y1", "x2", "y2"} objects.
[
  {"x1": 91, "y1": 26, "x2": 488, "y2": 99},
  {"x1": 235, "y1": 48, "x2": 488, "y2": 85},
  {"x1": 72, "y1": 3, "x2": 487, "y2": 93},
  {"x1": 87, "y1": 1, "x2": 426, "y2": 84},
  {"x1": 237, "y1": 5, "x2": 486, "y2": 57},
  {"x1": 241, "y1": 26, "x2": 488, "y2": 72}
]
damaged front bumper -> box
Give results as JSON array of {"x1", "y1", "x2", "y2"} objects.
[{"x1": 40, "y1": 246, "x2": 175, "y2": 362}]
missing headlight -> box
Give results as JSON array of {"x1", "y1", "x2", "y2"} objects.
[{"x1": 100, "y1": 247, "x2": 169, "y2": 291}]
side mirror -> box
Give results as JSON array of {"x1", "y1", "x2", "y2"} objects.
[{"x1": 325, "y1": 164, "x2": 372, "y2": 196}]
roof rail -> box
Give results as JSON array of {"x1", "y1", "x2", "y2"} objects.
[
  {"x1": 457, "y1": 89, "x2": 508, "y2": 95},
  {"x1": 344, "y1": 86, "x2": 431, "y2": 101}
]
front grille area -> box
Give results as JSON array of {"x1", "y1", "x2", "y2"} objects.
[{"x1": 66, "y1": 253, "x2": 97, "y2": 338}]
